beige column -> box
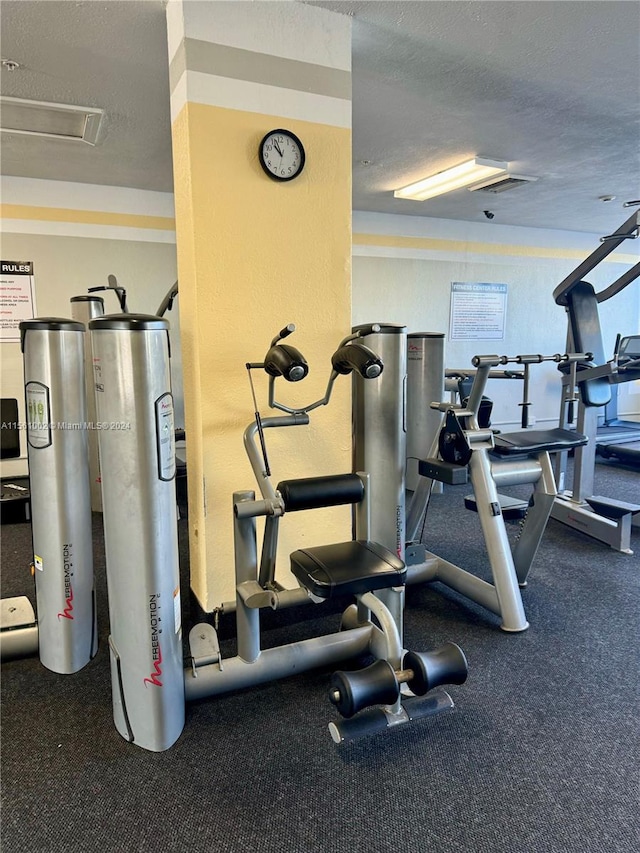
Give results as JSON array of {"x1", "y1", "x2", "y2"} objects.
[{"x1": 166, "y1": 0, "x2": 353, "y2": 609}]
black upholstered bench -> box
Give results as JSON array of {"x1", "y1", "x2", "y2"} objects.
[
  {"x1": 290, "y1": 540, "x2": 406, "y2": 600},
  {"x1": 277, "y1": 473, "x2": 406, "y2": 601},
  {"x1": 492, "y1": 427, "x2": 588, "y2": 456}
]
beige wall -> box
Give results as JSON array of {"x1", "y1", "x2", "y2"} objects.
[{"x1": 168, "y1": 0, "x2": 353, "y2": 608}]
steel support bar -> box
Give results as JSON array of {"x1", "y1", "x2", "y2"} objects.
[
  {"x1": 184, "y1": 626, "x2": 373, "y2": 702},
  {"x1": 553, "y1": 210, "x2": 640, "y2": 304}
]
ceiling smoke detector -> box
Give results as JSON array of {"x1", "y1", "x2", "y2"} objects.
[
  {"x1": 468, "y1": 174, "x2": 539, "y2": 194},
  {"x1": 0, "y1": 96, "x2": 104, "y2": 145}
]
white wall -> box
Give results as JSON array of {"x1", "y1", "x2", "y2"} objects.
[
  {"x1": 1, "y1": 178, "x2": 179, "y2": 477},
  {"x1": 3, "y1": 189, "x2": 638, "y2": 479},
  {"x1": 353, "y1": 212, "x2": 640, "y2": 430}
]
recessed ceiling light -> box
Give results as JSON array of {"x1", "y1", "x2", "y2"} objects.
[{"x1": 0, "y1": 96, "x2": 104, "y2": 145}]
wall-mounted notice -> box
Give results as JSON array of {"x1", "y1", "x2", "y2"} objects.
[
  {"x1": 1, "y1": 261, "x2": 36, "y2": 342},
  {"x1": 449, "y1": 281, "x2": 507, "y2": 341}
]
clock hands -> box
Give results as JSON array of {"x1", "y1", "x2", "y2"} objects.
[{"x1": 259, "y1": 129, "x2": 304, "y2": 180}]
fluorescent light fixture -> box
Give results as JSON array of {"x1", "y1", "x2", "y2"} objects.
[
  {"x1": 0, "y1": 96, "x2": 104, "y2": 145},
  {"x1": 394, "y1": 157, "x2": 508, "y2": 201}
]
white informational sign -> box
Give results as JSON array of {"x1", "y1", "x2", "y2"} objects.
[
  {"x1": 449, "y1": 281, "x2": 508, "y2": 341},
  {"x1": 1, "y1": 260, "x2": 36, "y2": 342}
]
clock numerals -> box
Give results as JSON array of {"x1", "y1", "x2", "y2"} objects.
[{"x1": 259, "y1": 129, "x2": 305, "y2": 182}]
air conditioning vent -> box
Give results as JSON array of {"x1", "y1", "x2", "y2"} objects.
[
  {"x1": 0, "y1": 96, "x2": 104, "y2": 145},
  {"x1": 468, "y1": 174, "x2": 538, "y2": 194}
]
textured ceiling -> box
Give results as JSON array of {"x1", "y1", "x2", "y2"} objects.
[{"x1": 1, "y1": 0, "x2": 639, "y2": 233}]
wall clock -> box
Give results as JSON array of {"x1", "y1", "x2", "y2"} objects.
[{"x1": 259, "y1": 129, "x2": 305, "y2": 182}]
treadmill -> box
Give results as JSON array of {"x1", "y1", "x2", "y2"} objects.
[{"x1": 596, "y1": 334, "x2": 640, "y2": 466}]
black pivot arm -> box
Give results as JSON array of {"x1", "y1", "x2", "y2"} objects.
[
  {"x1": 331, "y1": 341, "x2": 383, "y2": 379},
  {"x1": 264, "y1": 343, "x2": 309, "y2": 382}
]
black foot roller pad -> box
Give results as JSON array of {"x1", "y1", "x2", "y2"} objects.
[
  {"x1": 328, "y1": 690, "x2": 455, "y2": 744},
  {"x1": 290, "y1": 540, "x2": 406, "y2": 600}
]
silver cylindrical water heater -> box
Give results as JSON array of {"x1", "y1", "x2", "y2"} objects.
[
  {"x1": 20, "y1": 318, "x2": 97, "y2": 674},
  {"x1": 70, "y1": 295, "x2": 105, "y2": 512},
  {"x1": 352, "y1": 323, "x2": 407, "y2": 560},
  {"x1": 89, "y1": 314, "x2": 185, "y2": 752},
  {"x1": 406, "y1": 333, "x2": 445, "y2": 491}
]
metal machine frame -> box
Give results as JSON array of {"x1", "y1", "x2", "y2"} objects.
[
  {"x1": 405, "y1": 352, "x2": 588, "y2": 632},
  {"x1": 90, "y1": 318, "x2": 467, "y2": 751},
  {"x1": 551, "y1": 206, "x2": 640, "y2": 552}
]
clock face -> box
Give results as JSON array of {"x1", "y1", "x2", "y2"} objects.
[{"x1": 259, "y1": 129, "x2": 305, "y2": 181}]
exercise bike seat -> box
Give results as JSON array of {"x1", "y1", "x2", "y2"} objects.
[
  {"x1": 492, "y1": 428, "x2": 588, "y2": 456},
  {"x1": 290, "y1": 540, "x2": 406, "y2": 600}
]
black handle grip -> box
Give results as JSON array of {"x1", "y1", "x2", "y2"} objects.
[
  {"x1": 278, "y1": 324, "x2": 295, "y2": 340},
  {"x1": 331, "y1": 342, "x2": 383, "y2": 379},
  {"x1": 264, "y1": 344, "x2": 309, "y2": 382}
]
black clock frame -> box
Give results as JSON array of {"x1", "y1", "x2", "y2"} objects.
[{"x1": 259, "y1": 128, "x2": 306, "y2": 182}]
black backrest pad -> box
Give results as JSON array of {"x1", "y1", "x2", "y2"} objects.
[
  {"x1": 566, "y1": 281, "x2": 611, "y2": 407},
  {"x1": 277, "y1": 474, "x2": 364, "y2": 512}
]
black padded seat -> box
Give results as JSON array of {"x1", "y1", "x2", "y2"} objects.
[
  {"x1": 290, "y1": 540, "x2": 406, "y2": 600},
  {"x1": 492, "y1": 428, "x2": 588, "y2": 456}
]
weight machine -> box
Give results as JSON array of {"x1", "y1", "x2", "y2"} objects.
[
  {"x1": 1, "y1": 320, "x2": 97, "y2": 670},
  {"x1": 89, "y1": 316, "x2": 467, "y2": 751},
  {"x1": 551, "y1": 206, "x2": 640, "y2": 552},
  {"x1": 405, "y1": 352, "x2": 588, "y2": 632},
  {"x1": 596, "y1": 334, "x2": 640, "y2": 465},
  {"x1": 70, "y1": 275, "x2": 181, "y2": 513}
]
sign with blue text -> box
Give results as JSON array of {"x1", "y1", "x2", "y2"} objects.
[{"x1": 449, "y1": 281, "x2": 507, "y2": 341}]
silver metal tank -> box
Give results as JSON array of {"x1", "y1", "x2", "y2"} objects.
[
  {"x1": 20, "y1": 318, "x2": 97, "y2": 673},
  {"x1": 90, "y1": 314, "x2": 185, "y2": 752},
  {"x1": 406, "y1": 333, "x2": 445, "y2": 491},
  {"x1": 352, "y1": 323, "x2": 407, "y2": 641},
  {"x1": 70, "y1": 295, "x2": 105, "y2": 511},
  {"x1": 352, "y1": 323, "x2": 407, "y2": 560}
]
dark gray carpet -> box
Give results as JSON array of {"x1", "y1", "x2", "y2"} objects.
[{"x1": 1, "y1": 459, "x2": 639, "y2": 853}]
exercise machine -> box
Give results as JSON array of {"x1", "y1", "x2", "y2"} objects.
[
  {"x1": 1, "y1": 320, "x2": 97, "y2": 669},
  {"x1": 444, "y1": 364, "x2": 529, "y2": 519},
  {"x1": 595, "y1": 334, "x2": 640, "y2": 466},
  {"x1": 406, "y1": 333, "x2": 445, "y2": 492},
  {"x1": 89, "y1": 315, "x2": 467, "y2": 751},
  {"x1": 551, "y1": 206, "x2": 640, "y2": 552},
  {"x1": 1, "y1": 397, "x2": 31, "y2": 524},
  {"x1": 70, "y1": 275, "x2": 182, "y2": 513},
  {"x1": 405, "y1": 351, "x2": 588, "y2": 632}
]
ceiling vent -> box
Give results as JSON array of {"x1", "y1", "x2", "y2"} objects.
[
  {"x1": 0, "y1": 96, "x2": 104, "y2": 145},
  {"x1": 468, "y1": 174, "x2": 539, "y2": 194}
]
